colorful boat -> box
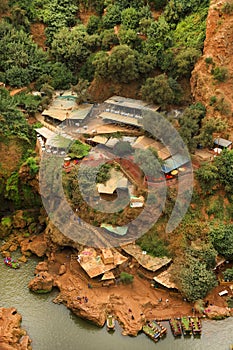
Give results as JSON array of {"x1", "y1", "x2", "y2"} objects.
[
  {"x1": 3, "y1": 257, "x2": 20, "y2": 269},
  {"x1": 143, "y1": 320, "x2": 167, "y2": 343},
  {"x1": 106, "y1": 315, "x2": 115, "y2": 330},
  {"x1": 169, "y1": 318, "x2": 182, "y2": 336},
  {"x1": 190, "y1": 317, "x2": 202, "y2": 335},
  {"x1": 181, "y1": 316, "x2": 192, "y2": 335}
]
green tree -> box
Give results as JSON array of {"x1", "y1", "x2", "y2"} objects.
[
  {"x1": 121, "y1": 7, "x2": 139, "y2": 30},
  {"x1": 68, "y1": 140, "x2": 91, "y2": 159},
  {"x1": 134, "y1": 148, "x2": 162, "y2": 177},
  {"x1": 72, "y1": 79, "x2": 90, "y2": 104},
  {"x1": 118, "y1": 28, "x2": 142, "y2": 49},
  {"x1": 141, "y1": 74, "x2": 175, "y2": 108},
  {"x1": 178, "y1": 104, "x2": 205, "y2": 151},
  {"x1": 179, "y1": 257, "x2": 217, "y2": 302},
  {"x1": 214, "y1": 149, "x2": 233, "y2": 193},
  {"x1": 102, "y1": 5, "x2": 121, "y2": 29},
  {"x1": 51, "y1": 25, "x2": 100, "y2": 72},
  {"x1": 86, "y1": 15, "x2": 101, "y2": 35},
  {"x1": 113, "y1": 141, "x2": 133, "y2": 157},
  {"x1": 100, "y1": 29, "x2": 119, "y2": 50},
  {"x1": 94, "y1": 45, "x2": 139, "y2": 83},
  {"x1": 197, "y1": 117, "x2": 227, "y2": 148},
  {"x1": 195, "y1": 163, "x2": 219, "y2": 194},
  {"x1": 173, "y1": 47, "x2": 201, "y2": 78},
  {"x1": 210, "y1": 224, "x2": 233, "y2": 259}
]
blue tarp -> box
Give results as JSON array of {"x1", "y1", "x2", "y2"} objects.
[{"x1": 162, "y1": 153, "x2": 190, "y2": 173}]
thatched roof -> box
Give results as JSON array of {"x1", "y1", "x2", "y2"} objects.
[
  {"x1": 79, "y1": 247, "x2": 127, "y2": 278},
  {"x1": 101, "y1": 271, "x2": 115, "y2": 280},
  {"x1": 153, "y1": 265, "x2": 178, "y2": 289},
  {"x1": 121, "y1": 243, "x2": 171, "y2": 272}
]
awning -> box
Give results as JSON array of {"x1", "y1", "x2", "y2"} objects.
[
  {"x1": 35, "y1": 127, "x2": 56, "y2": 139},
  {"x1": 162, "y1": 153, "x2": 190, "y2": 173},
  {"x1": 101, "y1": 271, "x2": 115, "y2": 280},
  {"x1": 99, "y1": 112, "x2": 142, "y2": 127},
  {"x1": 101, "y1": 223, "x2": 128, "y2": 236},
  {"x1": 214, "y1": 138, "x2": 232, "y2": 148}
]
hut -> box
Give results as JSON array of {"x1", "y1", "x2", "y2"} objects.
[
  {"x1": 121, "y1": 243, "x2": 171, "y2": 272},
  {"x1": 101, "y1": 249, "x2": 114, "y2": 265},
  {"x1": 153, "y1": 265, "x2": 178, "y2": 290},
  {"x1": 213, "y1": 137, "x2": 232, "y2": 150},
  {"x1": 130, "y1": 195, "x2": 144, "y2": 208},
  {"x1": 79, "y1": 247, "x2": 128, "y2": 279}
]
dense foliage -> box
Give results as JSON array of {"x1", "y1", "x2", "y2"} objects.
[{"x1": 0, "y1": 0, "x2": 210, "y2": 100}]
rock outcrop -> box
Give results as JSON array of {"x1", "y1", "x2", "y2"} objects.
[
  {"x1": 0, "y1": 307, "x2": 32, "y2": 350},
  {"x1": 191, "y1": 0, "x2": 233, "y2": 128}
]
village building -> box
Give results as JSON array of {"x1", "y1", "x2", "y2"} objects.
[
  {"x1": 162, "y1": 153, "x2": 191, "y2": 174},
  {"x1": 42, "y1": 91, "x2": 93, "y2": 126},
  {"x1": 121, "y1": 243, "x2": 172, "y2": 273},
  {"x1": 100, "y1": 224, "x2": 128, "y2": 236},
  {"x1": 98, "y1": 96, "x2": 160, "y2": 128},
  {"x1": 153, "y1": 265, "x2": 179, "y2": 290},
  {"x1": 78, "y1": 247, "x2": 128, "y2": 279},
  {"x1": 213, "y1": 137, "x2": 232, "y2": 154}
]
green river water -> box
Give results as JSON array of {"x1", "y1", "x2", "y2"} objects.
[{"x1": 0, "y1": 252, "x2": 232, "y2": 350}]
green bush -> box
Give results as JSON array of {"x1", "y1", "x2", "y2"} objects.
[
  {"x1": 25, "y1": 157, "x2": 39, "y2": 175},
  {"x1": 221, "y1": 2, "x2": 233, "y2": 14},
  {"x1": 211, "y1": 66, "x2": 228, "y2": 82},
  {"x1": 120, "y1": 272, "x2": 134, "y2": 284},
  {"x1": 223, "y1": 268, "x2": 233, "y2": 282}
]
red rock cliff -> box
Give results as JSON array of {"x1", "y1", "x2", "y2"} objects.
[{"x1": 191, "y1": 0, "x2": 233, "y2": 130}]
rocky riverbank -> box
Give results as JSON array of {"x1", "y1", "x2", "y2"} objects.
[
  {"x1": 1, "y1": 216, "x2": 232, "y2": 337},
  {"x1": 0, "y1": 307, "x2": 32, "y2": 350}
]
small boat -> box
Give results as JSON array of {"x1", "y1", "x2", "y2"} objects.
[
  {"x1": 190, "y1": 316, "x2": 202, "y2": 335},
  {"x1": 181, "y1": 316, "x2": 192, "y2": 335},
  {"x1": 143, "y1": 320, "x2": 167, "y2": 343},
  {"x1": 3, "y1": 257, "x2": 20, "y2": 269},
  {"x1": 106, "y1": 315, "x2": 115, "y2": 330},
  {"x1": 169, "y1": 318, "x2": 182, "y2": 336}
]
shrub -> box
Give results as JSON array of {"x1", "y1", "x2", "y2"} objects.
[
  {"x1": 211, "y1": 66, "x2": 228, "y2": 82},
  {"x1": 120, "y1": 272, "x2": 134, "y2": 284}
]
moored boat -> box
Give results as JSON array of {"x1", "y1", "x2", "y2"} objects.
[
  {"x1": 169, "y1": 318, "x2": 182, "y2": 336},
  {"x1": 106, "y1": 315, "x2": 115, "y2": 330},
  {"x1": 190, "y1": 316, "x2": 202, "y2": 335},
  {"x1": 142, "y1": 320, "x2": 167, "y2": 343},
  {"x1": 181, "y1": 316, "x2": 192, "y2": 335},
  {"x1": 3, "y1": 257, "x2": 20, "y2": 269}
]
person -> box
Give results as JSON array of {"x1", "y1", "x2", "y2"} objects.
[{"x1": 131, "y1": 315, "x2": 134, "y2": 320}]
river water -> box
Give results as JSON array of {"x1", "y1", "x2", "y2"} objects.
[{"x1": 0, "y1": 252, "x2": 232, "y2": 350}]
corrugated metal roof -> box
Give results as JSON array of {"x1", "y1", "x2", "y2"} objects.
[
  {"x1": 91, "y1": 135, "x2": 108, "y2": 144},
  {"x1": 35, "y1": 127, "x2": 56, "y2": 139},
  {"x1": 99, "y1": 112, "x2": 142, "y2": 127},
  {"x1": 100, "y1": 224, "x2": 128, "y2": 236},
  {"x1": 105, "y1": 96, "x2": 160, "y2": 111},
  {"x1": 162, "y1": 153, "x2": 190, "y2": 173},
  {"x1": 214, "y1": 138, "x2": 232, "y2": 148},
  {"x1": 42, "y1": 108, "x2": 67, "y2": 121},
  {"x1": 121, "y1": 243, "x2": 171, "y2": 272},
  {"x1": 153, "y1": 265, "x2": 178, "y2": 289}
]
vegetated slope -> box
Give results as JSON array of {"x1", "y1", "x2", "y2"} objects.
[{"x1": 191, "y1": 0, "x2": 233, "y2": 132}]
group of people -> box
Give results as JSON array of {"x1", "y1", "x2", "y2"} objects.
[{"x1": 77, "y1": 296, "x2": 88, "y2": 304}]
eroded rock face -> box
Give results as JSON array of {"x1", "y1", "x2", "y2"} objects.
[
  {"x1": 28, "y1": 271, "x2": 54, "y2": 293},
  {"x1": 0, "y1": 307, "x2": 32, "y2": 350},
  {"x1": 191, "y1": 0, "x2": 233, "y2": 124}
]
